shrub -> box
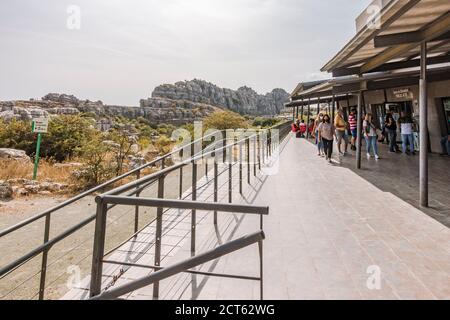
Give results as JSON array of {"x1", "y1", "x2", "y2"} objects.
[{"x1": 203, "y1": 111, "x2": 249, "y2": 131}]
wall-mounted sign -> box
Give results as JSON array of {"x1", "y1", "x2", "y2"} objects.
[
  {"x1": 393, "y1": 88, "x2": 412, "y2": 99},
  {"x1": 32, "y1": 118, "x2": 49, "y2": 133}
]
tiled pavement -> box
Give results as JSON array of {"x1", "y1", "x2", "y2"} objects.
[{"x1": 64, "y1": 135, "x2": 450, "y2": 300}]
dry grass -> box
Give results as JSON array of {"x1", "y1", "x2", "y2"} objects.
[{"x1": 0, "y1": 159, "x2": 73, "y2": 184}]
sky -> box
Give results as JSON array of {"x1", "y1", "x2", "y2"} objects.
[{"x1": 0, "y1": 0, "x2": 372, "y2": 105}]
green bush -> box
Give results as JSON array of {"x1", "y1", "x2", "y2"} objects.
[{"x1": 203, "y1": 111, "x2": 249, "y2": 130}]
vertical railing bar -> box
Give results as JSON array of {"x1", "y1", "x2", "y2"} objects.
[
  {"x1": 134, "y1": 170, "x2": 141, "y2": 233},
  {"x1": 213, "y1": 150, "x2": 218, "y2": 225},
  {"x1": 89, "y1": 199, "x2": 108, "y2": 297},
  {"x1": 179, "y1": 148, "x2": 184, "y2": 199},
  {"x1": 38, "y1": 213, "x2": 51, "y2": 300},
  {"x1": 239, "y1": 140, "x2": 243, "y2": 194},
  {"x1": 253, "y1": 135, "x2": 256, "y2": 177},
  {"x1": 257, "y1": 133, "x2": 261, "y2": 171},
  {"x1": 153, "y1": 174, "x2": 165, "y2": 299},
  {"x1": 228, "y1": 139, "x2": 233, "y2": 204},
  {"x1": 259, "y1": 239, "x2": 263, "y2": 301},
  {"x1": 246, "y1": 137, "x2": 250, "y2": 185},
  {"x1": 191, "y1": 161, "x2": 197, "y2": 254}
]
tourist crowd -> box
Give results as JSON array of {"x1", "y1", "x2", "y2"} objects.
[{"x1": 291, "y1": 109, "x2": 449, "y2": 163}]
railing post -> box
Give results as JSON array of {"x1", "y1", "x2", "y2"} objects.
[
  {"x1": 90, "y1": 198, "x2": 108, "y2": 297},
  {"x1": 191, "y1": 161, "x2": 197, "y2": 254},
  {"x1": 257, "y1": 133, "x2": 261, "y2": 171},
  {"x1": 253, "y1": 135, "x2": 257, "y2": 177},
  {"x1": 153, "y1": 174, "x2": 165, "y2": 299},
  {"x1": 246, "y1": 137, "x2": 250, "y2": 185},
  {"x1": 179, "y1": 149, "x2": 183, "y2": 199},
  {"x1": 259, "y1": 239, "x2": 264, "y2": 301},
  {"x1": 228, "y1": 146, "x2": 233, "y2": 203},
  {"x1": 239, "y1": 141, "x2": 243, "y2": 195},
  {"x1": 134, "y1": 169, "x2": 141, "y2": 233},
  {"x1": 213, "y1": 161, "x2": 218, "y2": 225},
  {"x1": 38, "y1": 213, "x2": 51, "y2": 300}
]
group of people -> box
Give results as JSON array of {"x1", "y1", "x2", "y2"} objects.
[{"x1": 292, "y1": 108, "x2": 427, "y2": 163}]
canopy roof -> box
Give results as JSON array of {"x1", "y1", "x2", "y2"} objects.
[{"x1": 321, "y1": 0, "x2": 450, "y2": 75}]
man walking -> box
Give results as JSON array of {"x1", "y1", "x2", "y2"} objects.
[
  {"x1": 334, "y1": 109, "x2": 349, "y2": 155},
  {"x1": 398, "y1": 112, "x2": 415, "y2": 155},
  {"x1": 385, "y1": 111, "x2": 399, "y2": 153}
]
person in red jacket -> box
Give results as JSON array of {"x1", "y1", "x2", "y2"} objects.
[{"x1": 299, "y1": 120, "x2": 307, "y2": 138}]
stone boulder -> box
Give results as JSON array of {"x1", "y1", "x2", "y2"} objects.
[
  {"x1": 0, "y1": 148, "x2": 31, "y2": 162},
  {"x1": 0, "y1": 182, "x2": 13, "y2": 199}
]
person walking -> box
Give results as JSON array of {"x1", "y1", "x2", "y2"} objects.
[
  {"x1": 440, "y1": 134, "x2": 450, "y2": 156},
  {"x1": 313, "y1": 113, "x2": 325, "y2": 156},
  {"x1": 348, "y1": 109, "x2": 358, "y2": 151},
  {"x1": 363, "y1": 113, "x2": 380, "y2": 160},
  {"x1": 334, "y1": 109, "x2": 349, "y2": 155},
  {"x1": 385, "y1": 111, "x2": 399, "y2": 153},
  {"x1": 318, "y1": 114, "x2": 335, "y2": 163},
  {"x1": 398, "y1": 112, "x2": 415, "y2": 155}
]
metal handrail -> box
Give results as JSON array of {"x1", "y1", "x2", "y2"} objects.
[
  {"x1": 91, "y1": 230, "x2": 265, "y2": 300},
  {"x1": 0, "y1": 129, "x2": 227, "y2": 238},
  {"x1": 90, "y1": 195, "x2": 268, "y2": 299}
]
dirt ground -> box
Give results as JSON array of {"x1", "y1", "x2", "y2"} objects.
[{"x1": 0, "y1": 163, "x2": 206, "y2": 299}]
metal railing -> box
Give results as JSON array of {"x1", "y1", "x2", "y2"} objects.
[
  {"x1": 0, "y1": 121, "x2": 292, "y2": 300},
  {"x1": 89, "y1": 197, "x2": 268, "y2": 299}
]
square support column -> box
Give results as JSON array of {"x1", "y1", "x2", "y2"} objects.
[
  {"x1": 356, "y1": 91, "x2": 363, "y2": 169},
  {"x1": 419, "y1": 42, "x2": 429, "y2": 207}
]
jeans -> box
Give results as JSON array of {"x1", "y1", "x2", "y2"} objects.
[
  {"x1": 365, "y1": 135, "x2": 378, "y2": 156},
  {"x1": 402, "y1": 134, "x2": 414, "y2": 154},
  {"x1": 386, "y1": 129, "x2": 398, "y2": 152},
  {"x1": 441, "y1": 136, "x2": 450, "y2": 155},
  {"x1": 322, "y1": 138, "x2": 333, "y2": 159},
  {"x1": 315, "y1": 130, "x2": 323, "y2": 153}
]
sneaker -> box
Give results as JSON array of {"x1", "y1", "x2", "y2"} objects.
[
  {"x1": 375, "y1": 155, "x2": 380, "y2": 160},
  {"x1": 366, "y1": 153, "x2": 371, "y2": 158}
]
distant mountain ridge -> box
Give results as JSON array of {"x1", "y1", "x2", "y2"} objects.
[
  {"x1": 0, "y1": 80, "x2": 289, "y2": 124},
  {"x1": 143, "y1": 79, "x2": 289, "y2": 116}
]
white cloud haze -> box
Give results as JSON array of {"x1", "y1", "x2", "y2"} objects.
[{"x1": 0, "y1": 0, "x2": 372, "y2": 105}]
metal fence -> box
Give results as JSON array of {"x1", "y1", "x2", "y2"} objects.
[{"x1": 0, "y1": 121, "x2": 292, "y2": 300}]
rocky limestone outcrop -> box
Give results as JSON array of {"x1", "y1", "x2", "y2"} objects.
[
  {"x1": 0, "y1": 80, "x2": 288, "y2": 125},
  {"x1": 0, "y1": 148, "x2": 31, "y2": 162},
  {"x1": 149, "y1": 79, "x2": 289, "y2": 115}
]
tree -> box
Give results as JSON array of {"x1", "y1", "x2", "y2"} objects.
[
  {"x1": 41, "y1": 115, "x2": 96, "y2": 161},
  {"x1": 107, "y1": 128, "x2": 136, "y2": 176},
  {"x1": 0, "y1": 119, "x2": 35, "y2": 154},
  {"x1": 203, "y1": 111, "x2": 249, "y2": 131},
  {"x1": 74, "y1": 134, "x2": 115, "y2": 189}
]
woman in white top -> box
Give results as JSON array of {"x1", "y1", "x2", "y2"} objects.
[{"x1": 363, "y1": 113, "x2": 380, "y2": 160}]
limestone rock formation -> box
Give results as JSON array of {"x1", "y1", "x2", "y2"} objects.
[
  {"x1": 149, "y1": 79, "x2": 289, "y2": 115},
  {"x1": 0, "y1": 80, "x2": 288, "y2": 125}
]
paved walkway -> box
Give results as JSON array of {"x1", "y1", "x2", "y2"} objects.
[{"x1": 64, "y1": 135, "x2": 450, "y2": 300}]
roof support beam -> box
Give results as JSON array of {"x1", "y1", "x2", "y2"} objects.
[
  {"x1": 360, "y1": 12, "x2": 450, "y2": 73},
  {"x1": 374, "y1": 30, "x2": 450, "y2": 48},
  {"x1": 333, "y1": 54, "x2": 450, "y2": 77}
]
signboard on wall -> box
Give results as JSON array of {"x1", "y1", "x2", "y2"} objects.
[
  {"x1": 393, "y1": 88, "x2": 412, "y2": 99},
  {"x1": 387, "y1": 87, "x2": 414, "y2": 102}
]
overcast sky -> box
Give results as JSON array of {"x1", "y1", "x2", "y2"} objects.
[{"x1": 0, "y1": 0, "x2": 372, "y2": 105}]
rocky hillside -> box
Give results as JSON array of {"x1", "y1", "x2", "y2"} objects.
[
  {"x1": 146, "y1": 79, "x2": 289, "y2": 115},
  {"x1": 0, "y1": 80, "x2": 288, "y2": 125}
]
